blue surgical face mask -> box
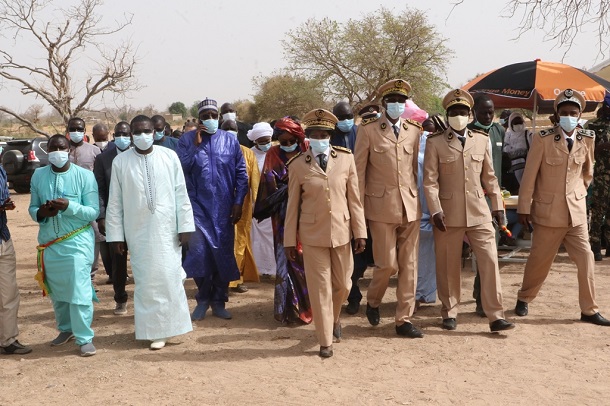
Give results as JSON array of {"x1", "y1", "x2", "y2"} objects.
[
  {"x1": 200, "y1": 118, "x2": 219, "y2": 134},
  {"x1": 49, "y1": 151, "x2": 69, "y2": 168},
  {"x1": 474, "y1": 120, "x2": 493, "y2": 131},
  {"x1": 386, "y1": 102, "x2": 405, "y2": 120},
  {"x1": 227, "y1": 130, "x2": 238, "y2": 137},
  {"x1": 133, "y1": 134, "x2": 154, "y2": 150},
  {"x1": 499, "y1": 118, "x2": 507, "y2": 126},
  {"x1": 309, "y1": 138, "x2": 330, "y2": 154},
  {"x1": 280, "y1": 144, "x2": 298, "y2": 153},
  {"x1": 559, "y1": 116, "x2": 579, "y2": 132},
  {"x1": 114, "y1": 136, "x2": 131, "y2": 151},
  {"x1": 69, "y1": 131, "x2": 84, "y2": 143},
  {"x1": 153, "y1": 131, "x2": 165, "y2": 141},
  {"x1": 336, "y1": 119, "x2": 354, "y2": 133},
  {"x1": 257, "y1": 142, "x2": 271, "y2": 152},
  {"x1": 222, "y1": 112, "x2": 236, "y2": 122}
]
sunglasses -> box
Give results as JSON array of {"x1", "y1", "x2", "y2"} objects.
[
  {"x1": 279, "y1": 139, "x2": 297, "y2": 146},
  {"x1": 68, "y1": 127, "x2": 85, "y2": 132},
  {"x1": 114, "y1": 131, "x2": 130, "y2": 137}
]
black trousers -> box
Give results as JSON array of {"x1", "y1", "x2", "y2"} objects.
[{"x1": 112, "y1": 246, "x2": 129, "y2": 304}]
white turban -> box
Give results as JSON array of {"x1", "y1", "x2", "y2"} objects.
[{"x1": 247, "y1": 122, "x2": 273, "y2": 141}]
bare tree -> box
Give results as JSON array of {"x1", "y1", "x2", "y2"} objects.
[
  {"x1": 0, "y1": 0, "x2": 139, "y2": 136},
  {"x1": 503, "y1": 0, "x2": 610, "y2": 58}
]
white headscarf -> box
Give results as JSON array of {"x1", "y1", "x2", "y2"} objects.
[
  {"x1": 247, "y1": 122, "x2": 273, "y2": 141},
  {"x1": 503, "y1": 112, "x2": 532, "y2": 158}
]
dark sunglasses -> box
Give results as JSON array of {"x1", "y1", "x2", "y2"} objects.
[{"x1": 279, "y1": 139, "x2": 297, "y2": 146}]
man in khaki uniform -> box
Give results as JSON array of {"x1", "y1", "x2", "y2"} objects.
[
  {"x1": 423, "y1": 89, "x2": 514, "y2": 333},
  {"x1": 516, "y1": 89, "x2": 610, "y2": 326},
  {"x1": 284, "y1": 109, "x2": 367, "y2": 358},
  {"x1": 354, "y1": 79, "x2": 423, "y2": 338}
]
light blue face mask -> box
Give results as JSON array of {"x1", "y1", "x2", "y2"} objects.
[
  {"x1": 153, "y1": 131, "x2": 165, "y2": 141},
  {"x1": 280, "y1": 144, "x2": 298, "y2": 153},
  {"x1": 559, "y1": 116, "x2": 579, "y2": 132},
  {"x1": 69, "y1": 131, "x2": 84, "y2": 143},
  {"x1": 386, "y1": 102, "x2": 405, "y2": 120},
  {"x1": 336, "y1": 119, "x2": 354, "y2": 133},
  {"x1": 228, "y1": 130, "x2": 238, "y2": 137},
  {"x1": 200, "y1": 118, "x2": 219, "y2": 134},
  {"x1": 257, "y1": 142, "x2": 271, "y2": 152},
  {"x1": 133, "y1": 134, "x2": 154, "y2": 150},
  {"x1": 309, "y1": 138, "x2": 330, "y2": 154},
  {"x1": 114, "y1": 136, "x2": 131, "y2": 151},
  {"x1": 499, "y1": 118, "x2": 507, "y2": 126},
  {"x1": 49, "y1": 151, "x2": 69, "y2": 168},
  {"x1": 474, "y1": 120, "x2": 493, "y2": 131}
]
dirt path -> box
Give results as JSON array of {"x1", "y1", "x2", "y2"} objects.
[{"x1": 1, "y1": 193, "x2": 609, "y2": 405}]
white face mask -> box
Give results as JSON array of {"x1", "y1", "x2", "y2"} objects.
[
  {"x1": 222, "y1": 112, "x2": 236, "y2": 122},
  {"x1": 512, "y1": 124, "x2": 525, "y2": 133},
  {"x1": 95, "y1": 141, "x2": 108, "y2": 150},
  {"x1": 448, "y1": 115, "x2": 469, "y2": 132}
]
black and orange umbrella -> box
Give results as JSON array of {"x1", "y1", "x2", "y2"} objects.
[{"x1": 462, "y1": 59, "x2": 610, "y2": 114}]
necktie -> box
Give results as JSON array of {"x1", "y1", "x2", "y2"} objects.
[
  {"x1": 393, "y1": 125, "x2": 399, "y2": 138},
  {"x1": 566, "y1": 137, "x2": 573, "y2": 152},
  {"x1": 458, "y1": 135, "x2": 466, "y2": 148},
  {"x1": 317, "y1": 154, "x2": 327, "y2": 172}
]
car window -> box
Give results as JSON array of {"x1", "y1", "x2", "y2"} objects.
[{"x1": 37, "y1": 141, "x2": 48, "y2": 154}]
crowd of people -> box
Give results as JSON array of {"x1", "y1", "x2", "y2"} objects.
[{"x1": 2, "y1": 80, "x2": 610, "y2": 359}]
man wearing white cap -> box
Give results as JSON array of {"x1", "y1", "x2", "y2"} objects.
[
  {"x1": 516, "y1": 89, "x2": 610, "y2": 326},
  {"x1": 177, "y1": 98, "x2": 249, "y2": 321},
  {"x1": 248, "y1": 123, "x2": 277, "y2": 277}
]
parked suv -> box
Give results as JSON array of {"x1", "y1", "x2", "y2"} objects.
[{"x1": 1, "y1": 137, "x2": 49, "y2": 193}]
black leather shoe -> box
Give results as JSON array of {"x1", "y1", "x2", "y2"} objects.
[
  {"x1": 366, "y1": 303, "x2": 380, "y2": 326},
  {"x1": 345, "y1": 301, "x2": 360, "y2": 315},
  {"x1": 442, "y1": 318, "x2": 457, "y2": 330},
  {"x1": 333, "y1": 322, "x2": 342, "y2": 343},
  {"x1": 515, "y1": 300, "x2": 528, "y2": 316},
  {"x1": 581, "y1": 312, "x2": 610, "y2": 326},
  {"x1": 396, "y1": 322, "x2": 423, "y2": 338},
  {"x1": 490, "y1": 319, "x2": 516, "y2": 332},
  {"x1": 319, "y1": 345, "x2": 333, "y2": 358},
  {"x1": 594, "y1": 251, "x2": 603, "y2": 261}
]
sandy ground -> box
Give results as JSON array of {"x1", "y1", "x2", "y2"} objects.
[{"x1": 1, "y1": 192, "x2": 610, "y2": 406}]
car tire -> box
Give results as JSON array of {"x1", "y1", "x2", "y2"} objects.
[{"x1": 1, "y1": 150, "x2": 25, "y2": 175}]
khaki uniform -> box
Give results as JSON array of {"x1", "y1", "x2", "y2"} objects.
[
  {"x1": 284, "y1": 146, "x2": 366, "y2": 347},
  {"x1": 423, "y1": 127, "x2": 506, "y2": 321},
  {"x1": 354, "y1": 114, "x2": 422, "y2": 324},
  {"x1": 517, "y1": 126, "x2": 598, "y2": 315}
]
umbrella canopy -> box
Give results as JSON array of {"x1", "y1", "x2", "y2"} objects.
[{"x1": 462, "y1": 60, "x2": 610, "y2": 114}]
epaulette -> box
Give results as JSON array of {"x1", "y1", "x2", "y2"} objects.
[
  {"x1": 538, "y1": 127, "x2": 556, "y2": 137},
  {"x1": 470, "y1": 128, "x2": 489, "y2": 137},
  {"x1": 286, "y1": 152, "x2": 302, "y2": 166},
  {"x1": 427, "y1": 130, "x2": 443, "y2": 138},
  {"x1": 332, "y1": 146, "x2": 352, "y2": 154},
  {"x1": 405, "y1": 118, "x2": 423, "y2": 130},
  {"x1": 577, "y1": 128, "x2": 595, "y2": 138},
  {"x1": 361, "y1": 115, "x2": 379, "y2": 126}
]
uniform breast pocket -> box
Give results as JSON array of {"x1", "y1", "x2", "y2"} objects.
[
  {"x1": 470, "y1": 154, "x2": 484, "y2": 173},
  {"x1": 572, "y1": 155, "x2": 585, "y2": 170},
  {"x1": 372, "y1": 146, "x2": 389, "y2": 165},
  {"x1": 440, "y1": 155, "x2": 457, "y2": 174},
  {"x1": 544, "y1": 157, "x2": 564, "y2": 177}
]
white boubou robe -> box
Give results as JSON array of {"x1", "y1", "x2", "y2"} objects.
[{"x1": 106, "y1": 146, "x2": 195, "y2": 340}]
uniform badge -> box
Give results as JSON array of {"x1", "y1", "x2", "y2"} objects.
[
  {"x1": 554, "y1": 134, "x2": 561, "y2": 142},
  {"x1": 448, "y1": 133, "x2": 453, "y2": 139},
  {"x1": 454, "y1": 89, "x2": 461, "y2": 97},
  {"x1": 396, "y1": 80, "x2": 404, "y2": 88},
  {"x1": 315, "y1": 109, "x2": 324, "y2": 118},
  {"x1": 330, "y1": 150, "x2": 337, "y2": 158},
  {"x1": 468, "y1": 130, "x2": 473, "y2": 137},
  {"x1": 564, "y1": 89, "x2": 574, "y2": 97},
  {"x1": 577, "y1": 134, "x2": 582, "y2": 140},
  {"x1": 381, "y1": 122, "x2": 387, "y2": 130},
  {"x1": 305, "y1": 155, "x2": 311, "y2": 163},
  {"x1": 368, "y1": 106, "x2": 374, "y2": 112},
  {"x1": 402, "y1": 122, "x2": 408, "y2": 130}
]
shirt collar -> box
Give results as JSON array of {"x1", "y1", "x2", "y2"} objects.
[
  {"x1": 315, "y1": 147, "x2": 330, "y2": 158},
  {"x1": 560, "y1": 127, "x2": 574, "y2": 140}
]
